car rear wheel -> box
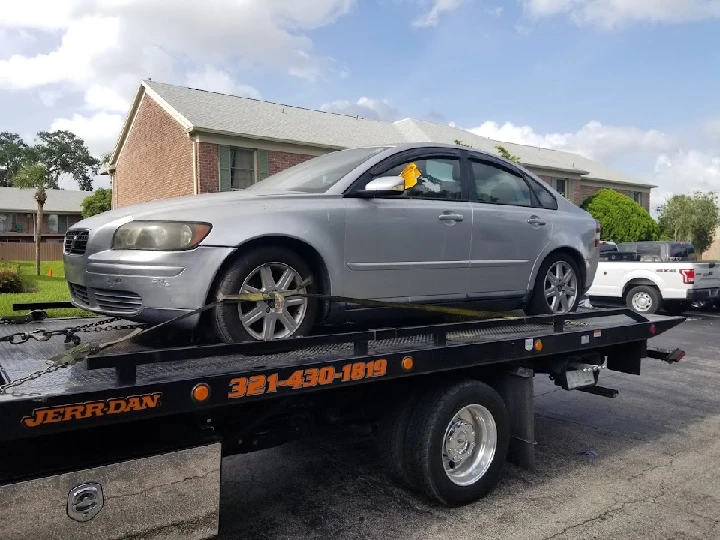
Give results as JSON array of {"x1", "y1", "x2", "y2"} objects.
[
  {"x1": 525, "y1": 253, "x2": 581, "y2": 316},
  {"x1": 211, "y1": 247, "x2": 318, "y2": 343}
]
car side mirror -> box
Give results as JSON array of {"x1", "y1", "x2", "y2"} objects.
[{"x1": 349, "y1": 176, "x2": 406, "y2": 198}]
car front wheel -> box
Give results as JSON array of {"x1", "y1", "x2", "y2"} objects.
[{"x1": 211, "y1": 247, "x2": 318, "y2": 343}]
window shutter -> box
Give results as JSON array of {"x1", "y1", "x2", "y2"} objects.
[
  {"x1": 257, "y1": 149, "x2": 269, "y2": 181},
  {"x1": 218, "y1": 145, "x2": 231, "y2": 191}
]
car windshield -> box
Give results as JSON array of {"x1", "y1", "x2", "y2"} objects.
[{"x1": 244, "y1": 146, "x2": 389, "y2": 194}]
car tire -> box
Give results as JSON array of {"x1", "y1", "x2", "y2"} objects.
[
  {"x1": 524, "y1": 252, "x2": 582, "y2": 316},
  {"x1": 211, "y1": 246, "x2": 318, "y2": 343},
  {"x1": 625, "y1": 285, "x2": 660, "y2": 315},
  {"x1": 404, "y1": 380, "x2": 509, "y2": 507}
]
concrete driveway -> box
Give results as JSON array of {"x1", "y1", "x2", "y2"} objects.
[{"x1": 216, "y1": 313, "x2": 720, "y2": 540}]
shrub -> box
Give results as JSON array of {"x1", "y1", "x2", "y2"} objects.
[
  {"x1": 581, "y1": 189, "x2": 659, "y2": 243},
  {"x1": 0, "y1": 264, "x2": 24, "y2": 293}
]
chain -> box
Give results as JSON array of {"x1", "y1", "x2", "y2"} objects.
[{"x1": 0, "y1": 363, "x2": 70, "y2": 394}]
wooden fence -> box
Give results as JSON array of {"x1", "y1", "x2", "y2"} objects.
[{"x1": 0, "y1": 242, "x2": 64, "y2": 261}]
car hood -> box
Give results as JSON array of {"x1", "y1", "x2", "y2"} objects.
[{"x1": 73, "y1": 190, "x2": 321, "y2": 230}]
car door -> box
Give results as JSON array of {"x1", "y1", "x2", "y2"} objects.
[
  {"x1": 466, "y1": 158, "x2": 554, "y2": 297},
  {"x1": 343, "y1": 150, "x2": 472, "y2": 301}
]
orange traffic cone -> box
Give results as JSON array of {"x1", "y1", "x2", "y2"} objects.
[{"x1": 48, "y1": 267, "x2": 53, "y2": 277}]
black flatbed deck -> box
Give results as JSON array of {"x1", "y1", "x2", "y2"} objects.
[{"x1": 0, "y1": 308, "x2": 684, "y2": 446}]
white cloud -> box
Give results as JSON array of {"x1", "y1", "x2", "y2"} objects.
[
  {"x1": 50, "y1": 112, "x2": 124, "y2": 156},
  {"x1": 521, "y1": 0, "x2": 720, "y2": 28},
  {"x1": 184, "y1": 67, "x2": 262, "y2": 99},
  {"x1": 703, "y1": 117, "x2": 720, "y2": 139},
  {"x1": 469, "y1": 120, "x2": 676, "y2": 160},
  {"x1": 320, "y1": 97, "x2": 401, "y2": 121},
  {"x1": 84, "y1": 85, "x2": 132, "y2": 112},
  {"x1": 652, "y1": 149, "x2": 720, "y2": 210},
  {"x1": 412, "y1": 0, "x2": 464, "y2": 27},
  {"x1": 485, "y1": 6, "x2": 504, "y2": 16},
  {"x1": 0, "y1": 0, "x2": 356, "y2": 96}
]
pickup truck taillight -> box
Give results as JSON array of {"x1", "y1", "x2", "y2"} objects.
[
  {"x1": 680, "y1": 268, "x2": 695, "y2": 284},
  {"x1": 594, "y1": 221, "x2": 601, "y2": 247}
]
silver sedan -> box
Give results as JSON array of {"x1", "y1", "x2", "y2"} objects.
[{"x1": 63, "y1": 142, "x2": 599, "y2": 342}]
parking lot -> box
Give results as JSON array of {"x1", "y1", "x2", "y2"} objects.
[{"x1": 216, "y1": 312, "x2": 720, "y2": 540}]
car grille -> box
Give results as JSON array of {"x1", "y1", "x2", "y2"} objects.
[
  {"x1": 69, "y1": 283, "x2": 143, "y2": 315},
  {"x1": 64, "y1": 229, "x2": 89, "y2": 255},
  {"x1": 69, "y1": 283, "x2": 90, "y2": 305}
]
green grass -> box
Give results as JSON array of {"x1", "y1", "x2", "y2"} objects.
[{"x1": 0, "y1": 260, "x2": 92, "y2": 318}]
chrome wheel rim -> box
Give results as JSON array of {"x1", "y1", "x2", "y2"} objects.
[
  {"x1": 237, "y1": 262, "x2": 308, "y2": 340},
  {"x1": 544, "y1": 261, "x2": 578, "y2": 313},
  {"x1": 442, "y1": 404, "x2": 497, "y2": 486},
  {"x1": 631, "y1": 292, "x2": 653, "y2": 312}
]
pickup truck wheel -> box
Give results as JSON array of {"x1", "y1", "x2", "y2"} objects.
[
  {"x1": 525, "y1": 253, "x2": 581, "y2": 315},
  {"x1": 404, "y1": 380, "x2": 509, "y2": 506},
  {"x1": 377, "y1": 392, "x2": 421, "y2": 491},
  {"x1": 212, "y1": 247, "x2": 318, "y2": 343},
  {"x1": 625, "y1": 285, "x2": 660, "y2": 315}
]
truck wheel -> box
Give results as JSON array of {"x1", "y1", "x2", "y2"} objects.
[
  {"x1": 525, "y1": 253, "x2": 581, "y2": 316},
  {"x1": 404, "y1": 380, "x2": 509, "y2": 506},
  {"x1": 377, "y1": 392, "x2": 421, "y2": 491},
  {"x1": 625, "y1": 285, "x2": 660, "y2": 315},
  {"x1": 212, "y1": 247, "x2": 318, "y2": 343}
]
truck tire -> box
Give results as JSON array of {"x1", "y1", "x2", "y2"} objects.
[
  {"x1": 625, "y1": 285, "x2": 660, "y2": 315},
  {"x1": 525, "y1": 252, "x2": 582, "y2": 316},
  {"x1": 377, "y1": 392, "x2": 421, "y2": 491},
  {"x1": 404, "y1": 380, "x2": 509, "y2": 506},
  {"x1": 212, "y1": 247, "x2": 318, "y2": 343}
]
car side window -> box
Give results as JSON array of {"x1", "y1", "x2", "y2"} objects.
[
  {"x1": 528, "y1": 179, "x2": 558, "y2": 210},
  {"x1": 471, "y1": 161, "x2": 533, "y2": 207},
  {"x1": 371, "y1": 157, "x2": 464, "y2": 201}
]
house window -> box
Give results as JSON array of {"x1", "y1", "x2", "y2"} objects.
[
  {"x1": 553, "y1": 178, "x2": 568, "y2": 198},
  {"x1": 48, "y1": 214, "x2": 69, "y2": 234},
  {"x1": 0, "y1": 213, "x2": 16, "y2": 232},
  {"x1": 631, "y1": 191, "x2": 643, "y2": 205},
  {"x1": 218, "y1": 146, "x2": 271, "y2": 191}
]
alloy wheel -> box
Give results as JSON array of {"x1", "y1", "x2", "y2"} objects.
[
  {"x1": 237, "y1": 262, "x2": 308, "y2": 340},
  {"x1": 544, "y1": 261, "x2": 578, "y2": 313}
]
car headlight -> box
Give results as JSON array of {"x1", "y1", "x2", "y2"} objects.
[{"x1": 112, "y1": 221, "x2": 212, "y2": 251}]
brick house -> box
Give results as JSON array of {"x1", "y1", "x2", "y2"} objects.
[
  {"x1": 107, "y1": 80, "x2": 654, "y2": 210},
  {"x1": 0, "y1": 187, "x2": 85, "y2": 244}
]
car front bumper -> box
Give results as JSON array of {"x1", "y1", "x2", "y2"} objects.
[{"x1": 63, "y1": 245, "x2": 235, "y2": 328}]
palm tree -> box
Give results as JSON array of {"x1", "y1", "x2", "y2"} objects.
[{"x1": 13, "y1": 163, "x2": 50, "y2": 276}]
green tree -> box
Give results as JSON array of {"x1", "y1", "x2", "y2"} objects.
[
  {"x1": 495, "y1": 145, "x2": 520, "y2": 163},
  {"x1": 13, "y1": 163, "x2": 50, "y2": 276},
  {"x1": 581, "y1": 189, "x2": 659, "y2": 243},
  {"x1": 34, "y1": 130, "x2": 100, "y2": 190},
  {"x1": 657, "y1": 191, "x2": 720, "y2": 255},
  {"x1": 0, "y1": 132, "x2": 30, "y2": 187},
  {"x1": 81, "y1": 188, "x2": 112, "y2": 218}
]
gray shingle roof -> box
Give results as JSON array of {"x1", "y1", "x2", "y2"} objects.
[
  {"x1": 0, "y1": 187, "x2": 87, "y2": 213},
  {"x1": 143, "y1": 80, "x2": 655, "y2": 189}
]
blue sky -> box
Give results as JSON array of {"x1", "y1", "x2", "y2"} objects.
[{"x1": 1, "y1": 0, "x2": 720, "y2": 209}]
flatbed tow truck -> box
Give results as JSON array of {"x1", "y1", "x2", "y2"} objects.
[{"x1": 0, "y1": 301, "x2": 686, "y2": 540}]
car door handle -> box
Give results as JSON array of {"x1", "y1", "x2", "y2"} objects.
[
  {"x1": 439, "y1": 213, "x2": 464, "y2": 222},
  {"x1": 527, "y1": 215, "x2": 546, "y2": 226}
]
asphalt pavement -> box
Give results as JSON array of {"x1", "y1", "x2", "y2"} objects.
[{"x1": 216, "y1": 312, "x2": 720, "y2": 540}]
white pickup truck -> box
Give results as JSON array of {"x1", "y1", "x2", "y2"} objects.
[{"x1": 587, "y1": 253, "x2": 720, "y2": 314}]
